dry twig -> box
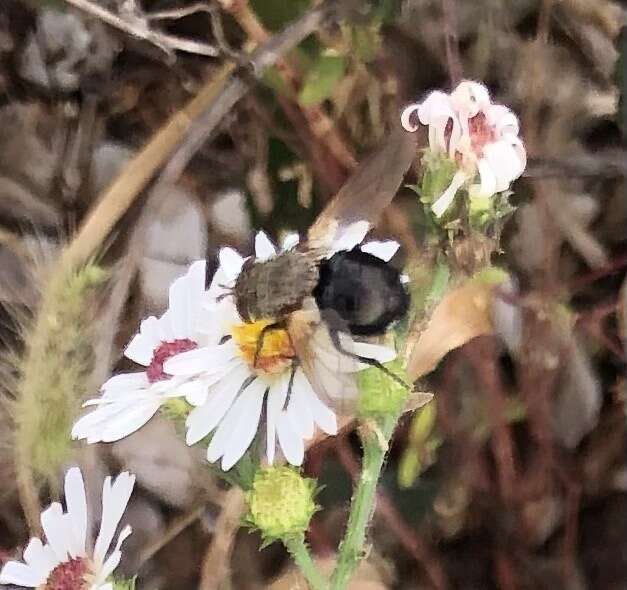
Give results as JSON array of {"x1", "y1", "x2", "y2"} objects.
[
  {"x1": 199, "y1": 487, "x2": 247, "y2": 590},
  {"x1": 63, "y1": 0, "x2": 219, "y2": 57}
]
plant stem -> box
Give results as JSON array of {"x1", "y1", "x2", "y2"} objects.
[
  {"x1": 284, "y1": 534, "x2": 329, "y2": 590},
  {"x1": 330, "y1": 414, "x2": 399, "y2": 590}
]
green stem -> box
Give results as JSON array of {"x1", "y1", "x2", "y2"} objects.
[
  {"x1": 330, "y1": 414, "x2": 399, "y2": 590},
  {"x1": 284, "y1": 534, "x2": 329, "y2": 590}
]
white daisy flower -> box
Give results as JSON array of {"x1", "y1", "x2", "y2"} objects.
[
  {"x1": 164, "y1": 229, "x2": 397, "y2": 471},
  {"x1": 0, "y1": 467, "x2": 135, "y2": 590},
  {"x1": 401, "y1": 80, "x2": 526, "y2": 217},
  {"x1": 72, "y1": 260, "x2": 214, "y2": 444}
]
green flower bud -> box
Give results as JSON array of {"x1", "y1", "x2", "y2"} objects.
[
  {"x1": 246, "y1": 467, "x2": 317, "y2": 542},
  {"x1": 358, "y1": 359, "x2": 408, "y2": 418}
]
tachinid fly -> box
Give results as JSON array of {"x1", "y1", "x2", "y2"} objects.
[{"x1": 230, "y1": 125, "x2": 416, "y2": 402}]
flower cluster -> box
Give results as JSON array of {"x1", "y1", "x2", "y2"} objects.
[
  {"x1": 401, "y1": 80, "x2": 526, "y2": 218},
  {"x1": 73, "y1": 226, "x2": 398, "y2": 471},
  {"x1": 0, "y1": 468, "x2": 135, "y2": 590}
]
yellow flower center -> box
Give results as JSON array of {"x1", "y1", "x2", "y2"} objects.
[{"x1": 231, "y1": 319, "x2": 295, "y2": 375}]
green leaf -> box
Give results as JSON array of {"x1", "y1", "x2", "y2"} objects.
[{"x1": 298, "y1": 54, "x2": 347, "y2": 107}]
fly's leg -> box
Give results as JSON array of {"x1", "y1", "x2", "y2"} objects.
[
  {"x1": 328, "y1": 329, "x2": 409, "y2": 390},
  {"x1": 215, "y1": 286, "x2": 233, "y2": 303},
  {"x1": 253, "y1": 321, "x2": 286, "y2": 368},
  {"x1": 283, "y1": 364, "x2": 298, "y2": 411}
]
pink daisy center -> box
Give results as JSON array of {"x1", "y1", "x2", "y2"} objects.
[
  {"x1": 468, "y1": 112, "x2": 496, "y2": 154},
  {"x1": 44, "y1": 557, "x2": 89, "y2": 590},
  {"x1": 147, "y1": 339, "x2": 197, "y2": 383}
]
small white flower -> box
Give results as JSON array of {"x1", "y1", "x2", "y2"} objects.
[
  {"x1": 164, "y1": 230, "x2": 397, "y2": 471},
  {"x1": 401, "y1": 80, "x2": 526, "y2": 217},
  {"x1": 0, "y1": 467, "x2": 135, "y2": 590},
  {"x1": 72, "y1": 260, "x2": 214, "y2": 444}
]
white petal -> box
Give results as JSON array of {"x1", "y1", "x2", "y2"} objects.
[
  {"x1": 72, "y1": 401, "x2": 134, "y2": 440},
  {"x1": 451, "y1": 80, "x2": 490, "y2": 119},
  {"x1": 417, "y1": 91, "x2": 453, "y2": 125},
  {"x1": 286, "y1": 385, "x2": 314, "y2": 440},
  {"x1": 64, "y1": 468, "x2": 87, "y2": 558},
  {"x1": 0, "y1": 561, "x2": 44, "y2": 587},
  {"x1": 94, "y1": 525, "x2": 132, "y2": 584},
  {"x1": 431, "y1": 170, "x2": 467, "y2": 218},
  {"x1": 417, "y1": 91, "x2": 457, "y2": 153},
  {"x1": 185, "y1": 362, "x2": 251, "y2": 445},
  {"x1": 400, "y1": 103, "x2": 420, "y2": 132},
  {"x1": 277, "y1": 414, "x2": 305, "y2": 466},
  {"x1": 206, "y1": 378, "x2": 266, "y2": 470},
  {"x1": 360, "y1": 240, "x2": 400, "y2": 262},
  {"x1": 123, "y1": 330, "x2": 156, "y2": 366},
  {"x1": 40, "y1": 503, "x2": 70, "y2": 563},
  {"x1": 294, "y1": 370, "x2": 337, "y2": 435},
  {"x1": 349, "y1": 341, "x2": 397, "y2": 364},
  {"x1": 166, "y1": 261, "x2": 207, "y2": 339},
  {"x1": 483, "y1": 141, "x2": 523, "y2": 190},
  {"x1": 93, "y1": 473, "x2": 135, "y2": 566},
  {"x1": 218, "y1": 247, "x2": 245, "y2": 280},
  {"x1": 22, "y1": 538, "x2": 56, "y2": 580},
  {"x1": 477, "y1": 157, "x2": 498, "y2": 197},
  {"x1": 485, "y1": 104, "x2": 519, "y2": 136},
  {"x1": 205, "y1": 265, "x2": 233, "y2": 309},
  {"x1": 281, "y1": 232, "x2": 300, "y2": 250},
  {"x1": 101, "y1": 372, "x2": 149, "y2": 398},
  {"x1": 331, "y1": 220, "x2": 370, "y2": 253},
  {"x1": 164, "y1": 342, "x2": 236, "y2": 376},
  {"x1": 178, "y1": 379, "x2": 209, "y2": 406},
  {"x1": 99, "y1": 400, "x2": 162, "y2": 443},
  {"x1": 266, "y1": 375, "x2": 289, "y2": 464},
  {"x1": 254, "y1": 231, "x2": 277, "y2": 261},
  {"x1": 504, "y1": 133, "x2": 527, "y2": 173}
]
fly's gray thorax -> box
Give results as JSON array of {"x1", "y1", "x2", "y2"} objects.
[{"x1": 233, "y1": 249, "x2": 322, "y2": 321}]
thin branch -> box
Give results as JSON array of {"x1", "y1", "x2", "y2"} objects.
[
  {"x1": 199, "y1": 487, "x2": 247, "y2": 590},
  {"x1": 156, "y1": 1, "x2": 337, "y2": 188},
  {"x1": 62, "y1": 0, "x2": 219, "y2": 57},
  {"x1": 146, "y1": 2, "x2": 212, "y2": 20},
  {"x1": 138, "y1": 504, "x2": 206, "y2": 566}
]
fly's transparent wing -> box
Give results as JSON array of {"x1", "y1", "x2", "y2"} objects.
[
  {"x1": 307, "y1": 125, "x2": 416, "y2": 249},
  {"x1": 287, "y1": 303, "x2": 396, "y2": 416}
]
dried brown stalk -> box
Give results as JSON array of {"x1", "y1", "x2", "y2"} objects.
[
  {"x1": 199, "y1": 487, "x2": 247, "y2": 590},
  {"x1": 60, "y1": 62, "x2": 236, "y2": 272}
]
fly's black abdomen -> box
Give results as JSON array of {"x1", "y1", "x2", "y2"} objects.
[
  {"x1": 313, "y1": 249, "x2": 409, "y2": 336},
  {"x1": 234, "y1": 249, "x2": 321, "y2": 321}
]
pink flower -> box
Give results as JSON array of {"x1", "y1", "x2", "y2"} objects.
[{"x1": 401, "y1": 81, "x2": 526, "y2": 217}]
